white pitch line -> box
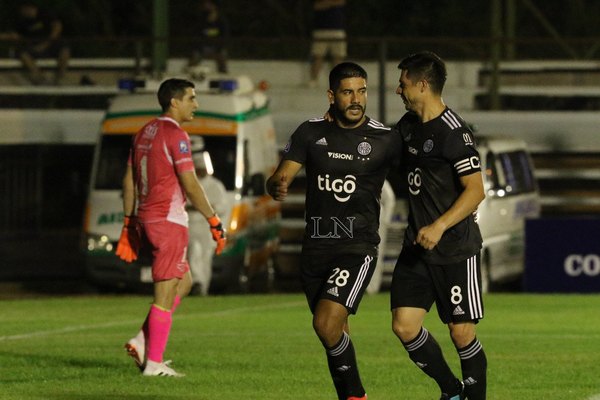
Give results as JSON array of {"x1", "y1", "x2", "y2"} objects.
[
  {"x1": 0, "y1": 300, "x2": 305, "y2": 342},
  {"x1": 586, "y1": 395, "x2": 600, "y2": 400}
]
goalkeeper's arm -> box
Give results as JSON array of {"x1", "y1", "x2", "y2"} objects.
[
  {"x1": 116, "y1": 165, "x2": 140, "y2": 262},
  {"x1": 179, "y1": 170, "x2": 227, "y2": 254}
]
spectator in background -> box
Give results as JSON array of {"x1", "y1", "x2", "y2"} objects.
[
  {"x1": 309, "y1": 0, "x2": 347, "y2": 88},
  {"x1": 0, "y1": 2, "x2": 70, "y2": 85},
  {"x1": 189, "y1": 0, "x2": 229, "y2": 74}
]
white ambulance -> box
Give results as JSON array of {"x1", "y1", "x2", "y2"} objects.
[{"x1": 82, "y1": 75, "x2": 281, "y2": 294}]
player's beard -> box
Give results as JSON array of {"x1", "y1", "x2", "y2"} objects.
[{"x1": 334, "y1": 104, "x2": 365, "y2": 128}]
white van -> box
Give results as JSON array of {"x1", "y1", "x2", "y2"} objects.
[
  {"x1": 82, "y1": 75, "x2": 281, "y2": 293},
  {"x1": 378, "y1": 135, "x2": 541, "y2": 292}
]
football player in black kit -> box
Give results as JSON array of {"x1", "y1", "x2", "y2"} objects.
[
  {"x1": 390, "y1": 51, "x2": 487, "y2": 400},
  {"x1": 267, "y1": 62, "x2": 402, "y2": 400}
]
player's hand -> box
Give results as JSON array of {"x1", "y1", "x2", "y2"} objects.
[
  {"x1": 415, "y1": 223, "x2": 444, "y2": 250},
  {"x1": 115, "y1": 215, "x2": 140, "y2": 263},
  {"x1": 207, "y1": 214, "x2": 227, "y2": 255},
  {"x1": 268, "y1": 174, "x2": 289, "y2": 201}
]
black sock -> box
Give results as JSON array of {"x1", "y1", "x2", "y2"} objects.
[
  {"x1": 325, "y1": 332, "x2": 366, "y2": 398},
  {"x1": 402, "y1": 327, "x2": 460, "y2": 396},
  {"x1": 458, "y1": 338, "x2": 487, "y2": 400},
  {"x1": 326, "y1": 356, "x2": 346, "y2": 400}
]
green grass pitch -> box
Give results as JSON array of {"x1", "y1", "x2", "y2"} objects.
[{"x1": 1, "y1": 292, "x2": 600, "y2": 399}]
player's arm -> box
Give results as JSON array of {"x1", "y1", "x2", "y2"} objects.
[
  {"x1": 266, "y1": 159, "x2": 303, "y2": 201},
  {"x1": 179, "y1": 170, "x2": 216, "y2": 218},
  {"x1": 122, "y1": 164, "x2": 136, "y2": 216},
  {"x1": 416, "y1": 172, "x2": 485, "y2": 250},
  {"x1": 116, "y1": 163, "x2": 139, "y2": 262},
  {"x1": 180, "y1": 170, "x2": 227, "y2": 254}
]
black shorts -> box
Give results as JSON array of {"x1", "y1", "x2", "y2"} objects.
[
  {"x1": 390, "y1": 247, "x2": 484, "y2": 324},
  {"x1": 301, "y1": 252, "x2": 377, "y2": 315}
]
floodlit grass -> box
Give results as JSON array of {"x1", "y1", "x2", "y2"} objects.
[{"x1": 1, "y1": 293, "x2": 600, "y2": 399}]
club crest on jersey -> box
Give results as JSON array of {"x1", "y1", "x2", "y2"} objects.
[
  {"x1": 423, "y1": 139, "x2": 434, "y2": 153},
  {"x1": 283, "y1": 140, "x2": 291, "y2": 153},
  {"x1": 357, "y1": 141, "x2": 372, "y2": 156},
  {"x1": 179, "y1": 140, "x2": 190, "y2": 154}
]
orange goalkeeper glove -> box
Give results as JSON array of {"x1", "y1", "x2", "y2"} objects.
[
  {"x1": 207, "y1": 214, "x2": 227, "y2": 255},
  {"x1": 115, "y1": 215, "x2": 140, "y2": 263}
]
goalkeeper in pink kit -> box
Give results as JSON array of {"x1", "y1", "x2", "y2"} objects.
[{"x1": 115, "y1": 78, "x2": 226, "y2": 377}]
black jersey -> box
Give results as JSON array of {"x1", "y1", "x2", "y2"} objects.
[
  {"x1": 396, "y1": 108, "x2": 483, "y2": 264},
  {"x1": 283, "y1": 117, "x2": 402, "y2": 256}
]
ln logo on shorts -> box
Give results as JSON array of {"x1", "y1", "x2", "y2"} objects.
[{"x1": 310, "y1": 216, "x2": 355, "y2": 239}]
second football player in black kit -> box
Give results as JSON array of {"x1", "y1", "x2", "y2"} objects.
[
  {"x1": 390, "y1": 52, "x2": 487, "y2": 400},
  {"x1": 267, "y1": 62, "x2": 402, "y2": 400}
]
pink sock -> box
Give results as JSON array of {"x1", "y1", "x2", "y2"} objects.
[
  {"x1": 172, "y1": 295, "x2": 182, "y2": 313},
  {"x1": 146, "y1": 305, "x2": 173, "y2": 363},
  {"x1": 136, "y1": 296, "x2": 181, "y2": 345}
]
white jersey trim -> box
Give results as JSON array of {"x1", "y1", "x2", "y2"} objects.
[
  {"x1": 441, "y1": 110, "x2": 463, "y2": 130},
  {"x1": 367, "y1": 119, "x2": 391, "y2": 131}
]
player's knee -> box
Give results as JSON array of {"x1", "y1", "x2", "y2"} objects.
[
  {"x1": 312, "y1": 315, "x2": 342, "y2": 346},
  {"x1": 392, "y1": 318, "x2": 419, "y2": 343},
  {"x1": 449, "y1": 323, "x2": 475, "y2": 348}
]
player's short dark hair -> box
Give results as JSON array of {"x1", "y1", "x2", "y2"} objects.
[
  {"x1": 329, "y1": 62, "x2": 368, "y2": 92},
  {"x1": 157, "y1": 78, "x2": 195, "y2": 112},
  {"x1": 398, "y1": 51, "x2": 447, "y2": 95}
]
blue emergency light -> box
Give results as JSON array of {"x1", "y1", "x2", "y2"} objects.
[
  {"x1": 118, "y1": 78, "x2": 145, "y2": 91},
  {"x1": 209, "y1": 79, "x2": 238, "y2": 92}
]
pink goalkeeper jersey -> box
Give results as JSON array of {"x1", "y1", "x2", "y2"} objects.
[{"x1": 129, "y1": 116, "x2": 196, "y2": 227}]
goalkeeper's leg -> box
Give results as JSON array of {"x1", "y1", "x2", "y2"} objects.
[{"x1": 125, "y1": 272, "x2": 191, "y2": 369}]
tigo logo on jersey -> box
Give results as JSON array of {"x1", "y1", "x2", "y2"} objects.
[
  {"x1": 179, "y1": 140, "x2": 190, "y2": 154},
  {"x1": 408, "y1": 168, "x2": 422, "y2": 195},
  {"x1": 317, "y1": 174, "x2": 357, "y2": 202}
]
